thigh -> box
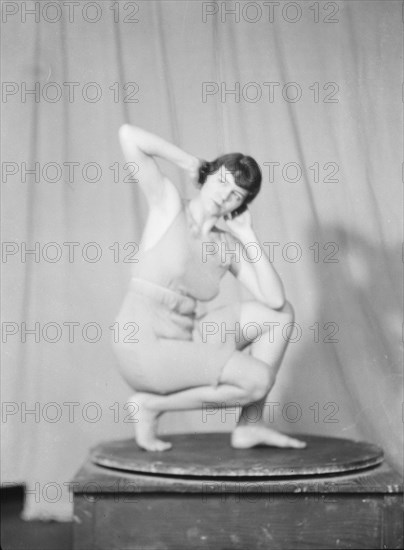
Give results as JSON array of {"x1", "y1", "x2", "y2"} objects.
[
  {"x1": 195, "y1": 300, "x2": 292, "y2": 351},
  {"x1": 114, "y1": 335, "x2": 242, "y2": 396},
  {"x1": 238, "y1": 300, "x2": 294, "y2": 344},
  {"x1": 194, "y1": 301, "x2": 250, "y2": 351}
]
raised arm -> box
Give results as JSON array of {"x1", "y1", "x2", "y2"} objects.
[
  {"x1": 118, "y1": 124, "x2": 200, "y2": 207},
  {"x1": 224, "y1": 211, "x2": 286, "y2": 310}
]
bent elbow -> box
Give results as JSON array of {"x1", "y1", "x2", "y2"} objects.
[
  {"x1": 118, "y1": 125, "x2": 143, "y2": 156},
  {"x1": 119, "y1": 124, "x2": 131, "y2": 140}
]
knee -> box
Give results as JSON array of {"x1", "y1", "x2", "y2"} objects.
[
  {"x1": 273, "y1": 300, "x2": 294, "y2": 323},
  {"x1": 244, "y1": 364, "x2": 273, "y2": 401},
  {"x1": 282, "y1": 300, "x2": 294, "y2": 321},
  {"x1": 249, "y1": 385, "x2": 269, "y2": 402},
  {"x1": 257, "y1": 299, "x2": 294, "y2": 325},
  {"x1": 248, "y1": 378, "x2": 272, "y2": 402}
]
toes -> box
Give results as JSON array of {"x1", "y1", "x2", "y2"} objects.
[
  {"x1": 138, "y1": 439, "x2": 172, "y2": 452},
  {"x1": 292, "y1": 439, "x2": 306, "y2": 449},
  {"x1": 159, "y1": 442, "x2": 172, "y2": 451},
  {"x1": 153, "y1": 440, "x2": 172, "y2": 452},
  {"x1": 276, "y1": 436, "x2": 306, "y2": 449}
]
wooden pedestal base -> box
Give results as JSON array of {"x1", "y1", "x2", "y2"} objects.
[{"x1": 72, "y1": 433, "x2": 403, "y2": 550}]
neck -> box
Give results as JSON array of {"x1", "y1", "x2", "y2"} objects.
[{"x1": 187, "y1": 197, "x2": 220, "y2": 236}]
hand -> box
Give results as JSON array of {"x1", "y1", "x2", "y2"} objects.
[
  {"x1": 185, "y1": 156, "x2": 203, "y2": 184},
  {"x1": 223, "y1": 207, "x2": 253, "y2": 237}
]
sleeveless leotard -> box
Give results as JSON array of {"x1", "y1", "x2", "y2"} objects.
[{"x1": 112, "y1": 198, "x2": 241, "y2": 394}]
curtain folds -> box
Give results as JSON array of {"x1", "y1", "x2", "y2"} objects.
[{"x1": 2, "y1": 0, "x2": 402, "y2": 520}]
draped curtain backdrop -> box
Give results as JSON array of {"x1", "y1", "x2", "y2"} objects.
[{"x1": 2, "y1": 0, "x2": 402, "y2": 520}]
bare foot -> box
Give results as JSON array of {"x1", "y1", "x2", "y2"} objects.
[
  {"x1": 231, "y1": 424, "x2": 306, "y2": 449},
  {"x1": 128, "y1": 392, "x2": 172, "y2": 452}
]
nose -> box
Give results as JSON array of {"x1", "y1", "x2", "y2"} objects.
[{"x1": 219, "y1": 188, "x2": 232, "y2": 203}]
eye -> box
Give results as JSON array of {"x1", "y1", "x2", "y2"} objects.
[{"x1": 229, "y1": 191, "x2": 244, "y2": 202}]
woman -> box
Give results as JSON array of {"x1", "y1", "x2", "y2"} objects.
[{"x1": 113, "y1": 124, "x2": 306, "y2": 452}]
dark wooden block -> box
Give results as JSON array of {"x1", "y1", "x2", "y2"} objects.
[{"x1": 72, "y1": 434, "x2": 403, "y2": 550}]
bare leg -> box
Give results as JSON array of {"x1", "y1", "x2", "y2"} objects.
[
  {"x1": 127, "y1": 300, "x2": 304, "y2": 452},
  {"x1": 231, "y1": 301, "x2": 306, "y2": 449},
  {"x1": 128, "y1": 351, "x2": 271, "y2": 452},
  {"x1": 129, "y1": 384, "x2": 257, "y2": 452}
]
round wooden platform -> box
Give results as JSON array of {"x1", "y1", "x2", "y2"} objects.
[{"x1": 90, "y1": 433, "x2": 384, "y2": 478}]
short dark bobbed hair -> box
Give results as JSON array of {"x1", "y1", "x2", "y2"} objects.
[{"x1": 197, "y1": 153, "x2": 262, "y2": 217}]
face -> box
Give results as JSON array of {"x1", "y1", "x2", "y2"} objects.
[{"x1": 201, "y1": 165, "x2": 249, "y2": 217}]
